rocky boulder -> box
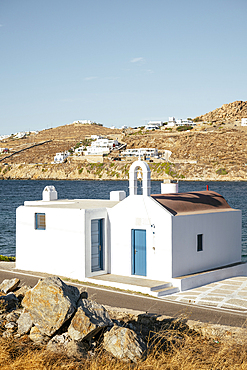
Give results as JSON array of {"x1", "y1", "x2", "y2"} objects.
[
  {"x1": 68, "y1": 299, "x2": 112, "y2": 341},
  {"x1": 103, "y1": 326, "x2": 147, "y2": 363},
  {"x1": 0, "y1": 293, "x2": 19, "y2": 311},
  {"x1": 0, "y1": 278, "x2": 20, "y2": 293},
  {"x1": 46, "y1": 333, "x2": 88, "y2": 359},
  {"x1": 22, "y1": 276, "x2": 80, "y2": 336},
  {"x1": 29, "y1": 326, "x2": 50, "y2": 345},
  {"x1": 14, "y1": 285, "x2": 31, "y2": 302},
  {"x1": 17, "y1": 310, "x2": 33, "y2": 335}
]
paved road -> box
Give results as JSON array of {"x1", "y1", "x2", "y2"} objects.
[{"x1": 1, "y1": 268, "x2": 247, "y2": 328}]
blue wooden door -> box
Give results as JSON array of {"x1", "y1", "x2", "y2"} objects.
[
  {"x1": 132, "y1": 229, "x2": 146, "y2": 276},
  {"x1": 91, "y1": 219, "x2": 103, "y2": 272}
]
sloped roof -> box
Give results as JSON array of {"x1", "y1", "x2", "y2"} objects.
[{"x1": 151, "y1": 191, "x2": 233, "y2": 216}]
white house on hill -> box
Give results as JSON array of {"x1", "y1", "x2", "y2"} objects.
[
  {"x1": 85, "y1": 138, "x2": 120, "y2": 155},
  {"x1": 121, "y1": 148, "x2": 158, "y2": 158},
  {"x1": 147, "y1": 121, "x2": 163, "y2": 126},
  {"x1": 241, "y1": 118, "x2": 247, "y2": 126},
  {"x1": 53, "y1": 152, "x2": 69, "y2": 163},
  {"x1": 16, "y1": 160, "x2": 247, "y2": 296}
]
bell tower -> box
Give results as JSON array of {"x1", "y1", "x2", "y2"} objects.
[{"x1": 129, "y1": 160, "x2": 151, "y2": 196}]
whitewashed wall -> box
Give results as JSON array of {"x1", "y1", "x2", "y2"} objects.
[
  {"x1": 16, "y1": 205, "x2": 110, "y2": 280},
  {"x1": 109, "y1": 196, "x2": 173, "y2": 281},
  {"x1": 172, "y1": 210, "x2": 242, "y2": 277},
  {"x1": 16, "y1": 206, "x2": 86, "y2": 280}
]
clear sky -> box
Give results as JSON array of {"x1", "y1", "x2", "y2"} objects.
[{"x1": 1, "y1": 0, "x2": 247, "y2": 135}]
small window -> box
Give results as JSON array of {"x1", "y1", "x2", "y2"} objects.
[
  {"x1": 35, "y1": 213, "x2": 46, "y2": 230},
  {"x1": 197, "y1": 234, "x2": 203, "y2": 252}
]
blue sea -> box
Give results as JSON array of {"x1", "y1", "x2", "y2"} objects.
[{"x1": 1, "y1": 180, "x2": 247, "y2": 261}]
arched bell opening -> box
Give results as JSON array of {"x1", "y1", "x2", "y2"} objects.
[{"x1": 129, "y1": 160, "x2": 151, "y2": 196}]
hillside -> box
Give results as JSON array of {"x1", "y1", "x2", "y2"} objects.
[
  {"x1": 0, "y1": 124, "x2": 121, "y2": 164},
  {"x1": 1, "y1": 118, "x2": 247, "y2": 181},
  {"x1": 194, "y1": 100, "x2": 247, "y2": 124}
]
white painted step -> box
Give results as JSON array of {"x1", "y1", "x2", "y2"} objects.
[
  {"x1": 150, "y1": 282, "x2": 172, "y2": 291},
  {"x1": 150, "y1": 286, "x2": 180, "y2": 297}
]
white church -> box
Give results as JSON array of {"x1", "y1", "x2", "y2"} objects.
[{"x1": 16, "y1": 160, "x2": 247, "y2": 297}]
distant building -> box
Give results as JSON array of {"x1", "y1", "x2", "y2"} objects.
[
  {"x1": 14, "y1": 132, "x2": 26, "y2": 139},
  {"x1": 241, "y1": 118, "x2": 247, "y2": 126},
  {"x1": 168, "y1": 117, "x2": 176, "y2": 127},
  {"x1": 176, "y1": 119, "x2": 194, "y2": 126},
  {"x1": 147, "y1": 120, "x2": 163, "y2": 126},
  {"x1": 85, "y1": 138, "x2": 120, "y2": 155},
  {"x1": 91, "y1": 135, "x2": 103, "y2": 140},
  {"x1": 74, "y1": 147, "x2": 85, "y2": 155},
  {"x1": 0, "y1": 148, "x2": 9, "y2": 154},
  {"x1": 73, "y1": 120, "x2": 95, "y2": 125},
  {"x1": 168, "y1": 118, "x2": 195, "y2": 127},
  {"x1": 145, "y1": 124, "x2": 160, "y2": 130},
  {"x1": 121, "y1": 148, "x2": 158, "y2": 158},
  {"x1": 0, "y1": 134, "x2": 12, "y2": 141},
  {"x1": 53, "y1": 152, "x2": 69, "y2": 163}
]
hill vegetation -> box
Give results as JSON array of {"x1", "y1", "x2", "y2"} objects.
[{"x1": 1, "y1": 101, "x2": 247, "y2": 181}]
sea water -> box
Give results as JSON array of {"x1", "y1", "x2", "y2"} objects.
[{"x1": 0, "y1": 179, "x2": 247, "y2": 261}]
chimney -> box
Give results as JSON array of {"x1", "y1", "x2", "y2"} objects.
[
  {"x1": 161, "y1": 179, "x2": 178, "y2": 194},
  {"x1": 110, "y1": 191, "x2": 126, "y2": 201},
  {"x1": 42, "y1": 186, "x2": 58, "y2": 201}
]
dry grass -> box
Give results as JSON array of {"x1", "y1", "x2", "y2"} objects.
[{"x1": 0, "y1": 330, "x2": 247, "y2": 370}]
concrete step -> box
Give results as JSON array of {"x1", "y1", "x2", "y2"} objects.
[
  {"x1": 157, "y1": 286, "x2": 180, "y2": 297},
  {"x1": 150, "y1": 286, "x2": 180, "y2": 297},
  {"x1": 150, "y1": 282, "x2": 172, "y2": 291},
  {"x1": 88, "y1": 274, "x2": 180, "y2": 297}
]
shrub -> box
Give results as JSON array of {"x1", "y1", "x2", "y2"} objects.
[
  {"x1": 0, "y1": 255, "x2": 15, "y2": 261},
  {"x1": 81, "y1": 139, "x2": 93, "y2": 147},
  {"x1": 177, "y1": 125, "x2": 193, "y2": 131},
  {"x1": 216, "y1": 168, "x2": 228, "y2": 175},
  {"x1": 74, "y1": 142, "x2": 82, "y2": 149}
]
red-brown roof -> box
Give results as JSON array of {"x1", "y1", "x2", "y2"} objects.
[{"x1": 151, "y1": 191, "x2": 232, "y2": 216}]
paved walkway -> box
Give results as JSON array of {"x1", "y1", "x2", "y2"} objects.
[
  {"x1": 164, "y1": 276, "x2": 247, "y2": 312},
  {"x1": 1, "y1": 262, "x2": 247, "y2": 313}
]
